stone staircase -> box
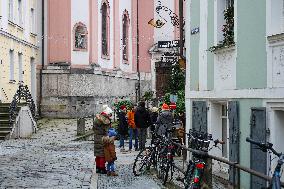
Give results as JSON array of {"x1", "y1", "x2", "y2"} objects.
[{"x1": 0, "y1": 103, "x2": 21, "y2": 140}]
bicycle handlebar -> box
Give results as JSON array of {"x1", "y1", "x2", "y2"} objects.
[
  {"x1": 246, "y1": 137, "x2": 281, "y2": 157},
  {"x1": 214, "y1": 139, "x2": 225, "y2": 145}
]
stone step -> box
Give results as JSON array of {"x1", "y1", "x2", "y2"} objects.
[
  {"x1": 0, "y1": 103, "x2": 10, "y2": 107},
  {"x1": 0, "y1": 103, "x2": 28, "y2": 107},
  {"x1": 0, "y1": 127, "x2": 12, "y2": 132},
  {"x1": 0, "y1": 120, "x2": 10, "y2": 125},
  {"x1": 0, "y1": 106, "x2": 21, "y2": 113},
  {"x1": 0, "y1": 113, "x2": 10, "y2": 119},
  {"x1": 0, "y1": 131, "x2": 10, "y2": 140}
]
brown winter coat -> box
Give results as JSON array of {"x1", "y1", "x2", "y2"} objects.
[
  {"x1": 102, "y1": 136, "x2": 117, "y2": 162},
  {"x1": 93, "y1": 114, "x2": 111, "y2": 157}
]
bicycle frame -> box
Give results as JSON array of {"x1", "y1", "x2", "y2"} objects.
[{"x1": 271, "y1": 155, "x2": 284, "y2": 189}]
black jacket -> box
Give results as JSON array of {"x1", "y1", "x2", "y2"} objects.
[
  {"x1": 134, "y1": 107, "x2": 152, "y2": 129},
  {"x1": 118, "y1": 111, "x2": 128, "y2": 135},
  {"x1": 155, "y1": 110, "x2": 174, "y2": 136}
]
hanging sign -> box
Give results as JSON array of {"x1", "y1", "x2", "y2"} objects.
[
  {"x1": 158, "y1": 40, "x2": 180, "y2": 48},
  {"x1": 170, "y1": 94, "x2": 178, "y2": 103}
]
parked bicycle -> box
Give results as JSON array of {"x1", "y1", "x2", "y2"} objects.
[
  {"x1": 180, "y1": 129, "x2": 225, "y2": 189},
  {"x1": 246, "y1": 137, "x2": 284, "y2": 189},
  {"x1": 132, "y1": 130, "x2": 163, "y2": 176},
  {"x1": 156, "y1": 127, "x2": 179, "y2": 185}
]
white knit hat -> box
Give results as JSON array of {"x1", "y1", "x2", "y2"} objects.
[{"x1": 102, "y1": 104, "x2": 113, "y2": 115}]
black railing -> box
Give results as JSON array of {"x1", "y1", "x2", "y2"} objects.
[
  {"x1": 1, "y1": 88, "x2": 9, "y2": 101},
  {"x1": 9, "y1": 84, "x2": 36, "y2": 126},
  {"x1": 172, "y1": 141, "x2": 284, "y2": 188}
]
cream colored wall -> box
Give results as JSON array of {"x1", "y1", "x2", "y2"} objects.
[
  {"x1": 0, "y1": 0, "x2": 40, "y2": 103},
  {"x1": 0, "y1": 35, "x2": 39, "y2": 103}
]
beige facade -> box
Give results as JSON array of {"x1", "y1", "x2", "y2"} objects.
[{"x1": 0, "y1": 0, "x2": 42, "y2": 104}]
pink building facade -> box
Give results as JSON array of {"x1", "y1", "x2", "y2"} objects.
[
  {"x1": 45, "y1": 0, "x2": 154, "y2": 74},
  {"x1": 41, "y1": 0, "x2": 157, "y2": 117}
]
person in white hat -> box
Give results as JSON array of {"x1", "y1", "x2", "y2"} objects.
[{"x1": 93, "y1": 104, "x2": 113, "y2": 174}]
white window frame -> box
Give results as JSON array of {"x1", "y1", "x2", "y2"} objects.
[
  {"x1": 267, "y1": 0, "x2": 284, "y2": 35},
  {"x1": 18, "y1": 53, "x2": 23, "y2": 82},
  {"x1": 214, "y1": 0, "x2": 234, "y2": 45},
  {"x1": 221, "y1": 104, "x2": 229, "y2": 158},
  {"x1": 9, "y1": 0, "x2": 14, "y2": 22},
  {"x1": 18, "y1": 0, "x2": 23, "y2": 26},
  {"x1": 30, "y1": 8, "x2": 36, "y2": 34},
  {"x1": 9, "y1": 50, "x2": 14, "y2": 81}
]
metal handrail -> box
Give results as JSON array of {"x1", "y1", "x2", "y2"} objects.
[
  {"x1": 1, "y1": 87, "x2": 9, "y2": 101},
  {"x1": 9, "y1": 84, "x2": 36, "y2": 126},
  {"x1": 172, "y1": 142, "x2": 284, "y2": 188}
]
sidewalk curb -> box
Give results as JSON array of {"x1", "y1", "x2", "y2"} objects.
[{"x1": 90, "y1": 167, "x2": 98, "y2": 189}]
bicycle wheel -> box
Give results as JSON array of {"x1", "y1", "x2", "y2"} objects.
[
  {"x1": 162, "y1": 160, "x2": 171, "y2": 185},
  {"x1": 184, "y1": 163, "x2": 195, "y2": 189},
  {"x1": 133, "y1": 147, "x2": 153, "y2": 176}
]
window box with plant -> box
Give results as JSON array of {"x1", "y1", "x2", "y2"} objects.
[{"x1": 209, "y1": 5, "x2": 234, "y2": 52}]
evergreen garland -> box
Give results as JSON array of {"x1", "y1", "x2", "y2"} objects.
[{"x1": 209, "y1": 5, "x2": 234, "y2": 52}]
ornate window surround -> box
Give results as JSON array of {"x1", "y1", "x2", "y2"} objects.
[
  {"x1": 122, "y1": 9, "x2": 130, "y2": 64},
  {"x1": 73, "y1": 22, "x2": 88, "y2": 51},
  {"x1": 101, "y1": 0, "x2": 110, "y2": 59}
]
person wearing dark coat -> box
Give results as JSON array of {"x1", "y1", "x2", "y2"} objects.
[
  {"x1": 134, "y1": 101, "x2": 152, "y2": 150},
  {"x1": 150, "y1": 107, "x2": 159, "y2": 132},
  {"x1": 156, "y1": 103, "x2": 174, "y2": 137},
  {"x1": 93, "y1": 105, "x2": 113, "y2": 174},
  {"x1": 117, "y1": 105, "x2": 128, "y2": 151}
]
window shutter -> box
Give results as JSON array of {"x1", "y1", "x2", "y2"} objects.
[
  {"x1": 228, "y1": 101, "x2": 239, "y2": 186},
  {"x1": 192, "y1": 101, "x2": 207, "y2": 133},
  {"x1": 250, "y1": 108, "x2": 267, "y2": 189}
]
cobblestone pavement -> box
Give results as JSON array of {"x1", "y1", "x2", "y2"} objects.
[
  {"x1": 96, "y1": 141, "x2": 167, "y2": 189},
  {"x1": 0, "y1": 119, "x2": 228, "y2": 189},
  {"x1": 0, "y1": 119, "x2": 94, "y2": 189}
]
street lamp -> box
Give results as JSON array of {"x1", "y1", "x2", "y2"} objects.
[
  {"x1": 136, "y1": 0, "x2": 141, "y2": 102},
  {"x1": 135, "y1": 83, "x2": 139, "y2": 103}
]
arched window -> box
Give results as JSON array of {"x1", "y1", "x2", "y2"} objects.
[
  {"x1": 101, "y1": 0, "x2": 110, "y2": 57},
  {"x1": 73, "y1": 22, "x2": 88, "y2": 51},
  {"x1": 122, "y1": 10, "x2": 130, "y2": 62}
]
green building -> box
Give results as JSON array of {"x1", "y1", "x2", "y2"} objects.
[{"x1": 185, "y1": 0, "x2": 284, "y2": 188}]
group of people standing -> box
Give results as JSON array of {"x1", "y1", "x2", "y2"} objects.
[
  {"x1": 93, "y1": 101, "x2": 175, "y2": 176},
  {"x1": 117, "y1": 101, "x2": 152, "y2": 152}
]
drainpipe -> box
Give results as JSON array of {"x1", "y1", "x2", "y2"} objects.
[
  {"x1": 179, "y1": 0, "x2": 185, "y2": 59},
  {"x1": 136, "y1": 0, "x2": 141, "y2": 101},
  {"x1": 39, "y1": 0, "x2": 44, "y2": 117}
]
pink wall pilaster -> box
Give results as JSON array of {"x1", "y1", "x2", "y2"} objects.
[
  {"x1": 131, "y1": 0, "x2": 137, "y2": 72},
  {"x1": 89, "y1": 0, "x2": 98, "y2": 64},
  {"x1": 47, "y1": 0, "x2": 71, "y2": 64},
  {"x1": 138, "y1": 0, "x2": 154, "y2": 73},
  {"x1": 174, "y1": 0, "x2": 180, "y2": 40},
  {"x1": 113, "y1": 0, "x2": 120, "y2": 69}
]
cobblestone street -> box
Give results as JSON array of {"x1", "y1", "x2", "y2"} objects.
[
  {"x1": 0, "y1": 119, "x2": 167, "y2": 189},
  {"x1": 0, "y1": 119, "x2": 94, "y2": 189},
  {"x1": 95, "y1": 145, "x2": 169, "y2": 189}
]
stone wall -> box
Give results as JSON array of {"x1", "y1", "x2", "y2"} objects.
[{"x1": 41, "y1": 65, "x2": 151, "y2": 118}]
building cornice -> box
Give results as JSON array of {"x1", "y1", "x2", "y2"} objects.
[
  {"x1": 186, "y1": 87, "x2": 284, "y2": 99},
  {"x1": 267, "y1": 33, "x2": 284, "y2": 45},
  {"x1": 0, "y1": 30, "x2": 39, "y2": 49}
]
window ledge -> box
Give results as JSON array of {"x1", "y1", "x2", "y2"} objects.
[
  {"x1": 208, "y1": 43, "x2": 235, "y2": 54},
  {"x1": 101, "y1": 54, "x2": 110, "y2": 60},
  {"x1": 123, "y1": 59, "x2": 129, "y2": 64},
  {"x1": 267, "y1": 33, "x2": 284, "y2": 44},
  {"x1": 73, "y1": 48, "x2": 88, "y2": 52},
  {"x1": 17, "y1": 25, "x2": 24, "y2": 31},
  {"x1": 8, "y1": 20, "x2": 17, "y2": 27},
  {"x1": 30, "y1": 33, "x2": 37, "y2": 38},
  {"x1": 9, "y1": 80, "x2": 16, "y2": 84}
]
